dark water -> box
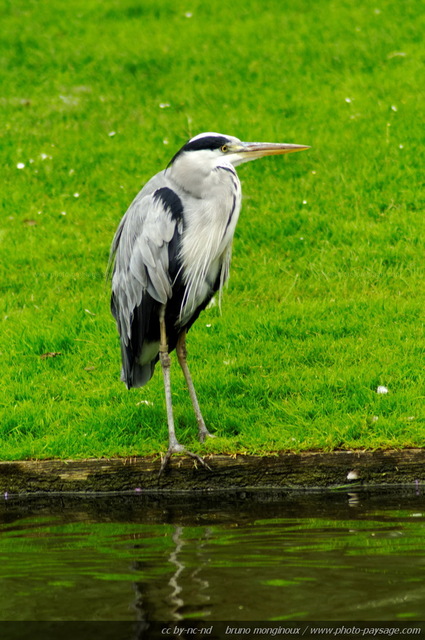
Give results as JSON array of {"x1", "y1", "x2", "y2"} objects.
[{"x1": 1, "y1": 490, "x2": 424, "y2": 624}]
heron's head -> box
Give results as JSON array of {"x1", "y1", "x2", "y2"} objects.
[{"x1": 169, "y1": 132, "x2": 309, "y2": 171}]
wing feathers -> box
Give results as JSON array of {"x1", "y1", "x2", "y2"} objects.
[{"x1": 110, "y1": 184, "x2": 184, "y2": 387}]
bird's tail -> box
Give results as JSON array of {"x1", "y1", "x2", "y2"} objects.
[{"x1": 120, "y1": 355, "x2": 156, "y2": 389}]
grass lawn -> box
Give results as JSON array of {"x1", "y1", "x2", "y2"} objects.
[{"x1": 1, "y1": 0, "x2": 424, "y2": 461}]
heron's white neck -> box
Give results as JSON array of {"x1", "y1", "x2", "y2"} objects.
[
  {"x1": 165, "y1": 150, "x2": 242, "y2": 325},
  {"x1": 167, "y1": 150, "x2": 236, "y2": 199}
]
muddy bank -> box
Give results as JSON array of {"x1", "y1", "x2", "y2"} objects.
[{"x1": 0, "y1": 449, "x2": 424, "y2": 494}]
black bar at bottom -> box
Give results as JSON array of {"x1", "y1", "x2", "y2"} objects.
[{"x1": 0, "y1": 621, "x2": 424, "y2": 640}]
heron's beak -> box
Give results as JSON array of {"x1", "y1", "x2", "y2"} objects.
[
  {"x1": 228, "y1": 141, "x2": 310, "y2": 166},
  {"x1": 241, "y1": 142, "x2": 310, "y2": 159}
]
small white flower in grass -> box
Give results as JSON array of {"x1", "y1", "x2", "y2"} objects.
[
  {"x1": 185, "y1": 12, "x2": 193, "y2": 18},
  {"x1": 108, "y1": 131, "x2": 116, "y2": 137},
  {"x1": 391, "y1": 105, "x2": 397, "y2": 112},
  {"x1": 137, "y1": 400, "x2": 154, "y2": 406},
  {"x1": 16, "y1": 162, "x2": 25, "y2": 169},
  {"x1": 388, "y1": 51, "x2": 406, "y2": 59},
  {"x1": 61, "y1": 211, "x2": 67, "y2": 216},
  {"x1": 399, "y1": 144, "x2": 404, "y2": 149},
  {"x1": 376, "y1": 385, "x2": 388, "y2": 394},
  {"x1": 206, "y1": 323, "x2": 212, "y2": 328},
  {"x1": 59, "y1": 94, "x2": 79, "y2": 106},
  {"x1": 40, "y1": 153, "x2": 52, "y2": 160},
  {"x1": 163, "y1": 138, "x2": 169, "y2": 145},
  {"x1": 159, "y1": 102, "x2": 170, "y2": 109},
  {"x1": 73, "y1": 192, "x2": 80, "y2": 198},
  {"x1": 302, "y1": 200, "x2": 307, "y2": 205},
  {"x1": 345, "y1": 97, "x2": 352, "y2": 103}
]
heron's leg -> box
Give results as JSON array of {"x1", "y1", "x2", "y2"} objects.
[
  {"x1": 158, "y1": 307, "x2": 211, "y2": 476},
  {"x1": 176, "y1": 330, "x2": 215, "y2": 443},
  {"x1": 158, "y1": 307, "x2": 182, "y2": 453}
]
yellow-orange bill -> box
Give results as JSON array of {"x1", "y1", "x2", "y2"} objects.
[{"x1": 241, "y1": 142, "x2": 310, "y2": 159}]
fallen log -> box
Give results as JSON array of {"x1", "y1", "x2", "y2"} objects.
[{"x1": 0, "y1": 448, "x2": 424, "y2": 494}]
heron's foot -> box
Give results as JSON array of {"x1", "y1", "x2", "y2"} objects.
[
  {"x1": 199, "y1": 425, "x2": 216, "y2": 444},
  {"x1": 158, "y1": 442, "x2": 212, "y2": 477},
  {"x1": 196, "y1": 415, "x2": 216, "y2": 443}
]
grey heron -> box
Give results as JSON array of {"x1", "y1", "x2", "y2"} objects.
[{"x1": 110, "y1": 132, "x2": 309, "y2": 474}]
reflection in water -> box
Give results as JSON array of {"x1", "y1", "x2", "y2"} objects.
[
  {"x1": 169, "y1": 526, "x2": 185, "y2": 620},
  {"x1": 0, "y1": 490, "x2": 424, "y2": 622},
  {"x1": 133, "y1": 525, "x2": 213, "y2": 621},
  {"x1": 166, "y1": 526, "x2": 211, "y2": 620},
  {"x1": 168, "y1": 526, "x2": 214, "y2": 621}
]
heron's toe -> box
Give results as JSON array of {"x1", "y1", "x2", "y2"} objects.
[
  {"x1": 199, "y1": 428, "x2": 216, "y2": 444},
  {"x1": 158, "y1": 444, "x2": 212, "y2": 477}
]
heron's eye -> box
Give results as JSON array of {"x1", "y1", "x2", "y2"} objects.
[{"x1": 221, "y1": 144, "x2": 229, "y2": 153}]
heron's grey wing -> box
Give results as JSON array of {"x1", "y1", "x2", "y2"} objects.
[{"x1": 111, "y1": 184, "x2": 184, "y2": 388}]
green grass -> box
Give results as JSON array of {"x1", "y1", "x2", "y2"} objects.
[{"x1": 0, "y1": 0, "x2": 424, "y2": 460}]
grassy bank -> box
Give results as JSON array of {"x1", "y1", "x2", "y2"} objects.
[{"x1": 0, "y1": 0, "x2": 424, "y2": 460}]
